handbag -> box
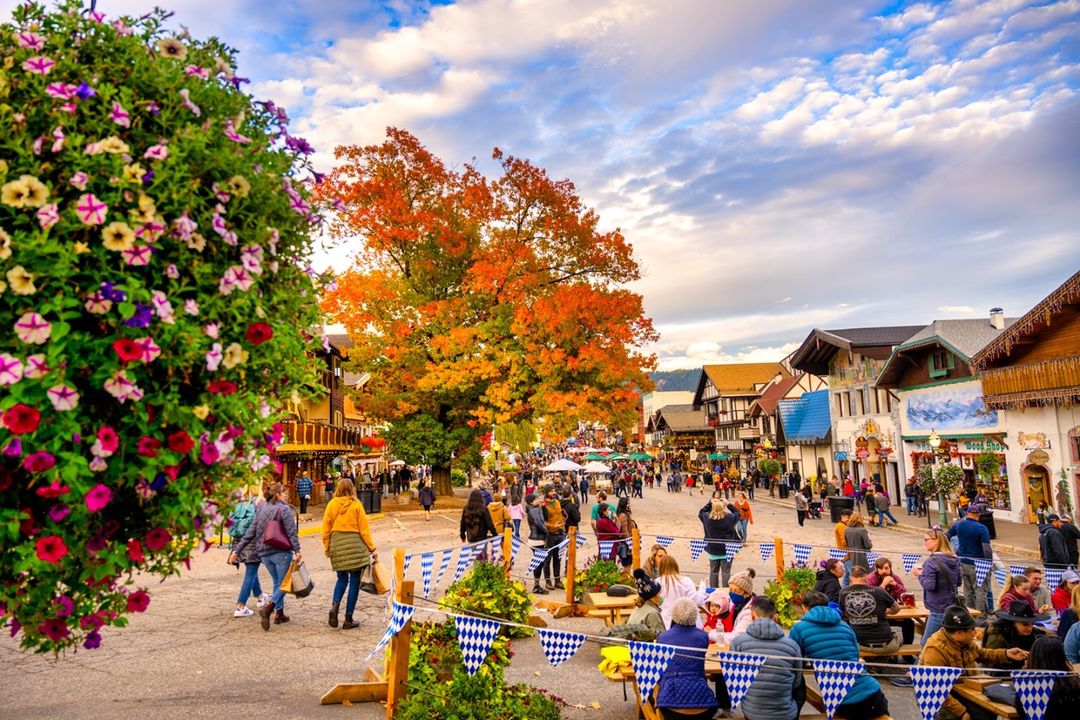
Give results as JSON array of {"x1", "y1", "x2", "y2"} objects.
[
  {"x1": 262, "y1": 506, "x2": 292, "y2": 551},
  {"x1": 361, "y1": 560, "x2": 391, "y2": 595},
  {"x1": 284, "y1": 559, "x2": 314, "y2": 598}
]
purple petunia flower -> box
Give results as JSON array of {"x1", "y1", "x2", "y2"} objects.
[
  {"x1": 75, "y1": 82, "x2": 96, "y2": 100},
  {"x1": 47, "y1": 505, "x2": 70, "y2": 522},
  {"x1": 84, "y1": 631, "x2": 102, "y2": 650},
  {"x1": 141, "y1": 169, "x2": 154, "y2": 185},
  {"x1": 123, "y1": 303, "x2": 153, "y2": 329},
  {"x1": 285, "y1": 135, "x2": 314, "y2": 155},
  {"x1": 100, "y1": 282, "x2": 126, "y2": 303}
]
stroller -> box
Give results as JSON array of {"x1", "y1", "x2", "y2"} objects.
[{"x1": 807, "y1": 500, "x2": 823, "y2": 519}]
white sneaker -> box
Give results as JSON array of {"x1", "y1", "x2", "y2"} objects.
[
  {"x1": 234, "y1": 606, "x2": 254, "y2": 617},
  {"x1": 256, "y1": 593, "x2": 271, "y2": 608}
]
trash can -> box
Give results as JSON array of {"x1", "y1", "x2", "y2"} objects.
[
  {"x1": 978, "y1": 511, "x2": 997, "y2": 540},
  {"x1": 830, "y1": 496, "x2": 855, "y2": 523},
  {"x1": 779, "y1": 484, "x2": 789, "y2": 499},
  {"x1": 358, "y1": 486, "x2": 374, "y2": 514},
  {"x1": 369, "y1": 486, "x2": 382, "y2": 514}
]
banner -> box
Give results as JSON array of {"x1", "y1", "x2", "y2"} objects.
[
  {"x1": 689, "y1": 539, "x2": 707, "y2": 561},
  {"x1": 910, "y1": 666, "x2": 963, "y2": 720},
  {"x1": 902, "y1": 553, "x2": 922, "y2": 574},
  {"x1": 420, "y1": 552, "x2": 434, "y2": 598},
  {"x1": 793, "y1": 544, "x2": 812, "y2": 566},
  {"x1": 536, "y1": 628, "x2": 586, "y2": 667},
  {"x1": 454, "y1": 615, "x2": 502, "y2": 676},
  {"x1": 1013, "y1": 670, "x2": 1066, "y2": 720},
  {"x1": 629, "y1": 641, "x2": 677, "y2": 704},
  {"x1": 812, "y1": 659, "x2": 863, "y2": 720},
  {"x1": 365, "y1": 601, "x2": 414, "y2": 662},
  {"x1": 453, "y1": 544, "x2": 476, "y2": 583},
  {"x1": 655, "y1": 535, "x2": 674, "y2": 549},
  {"x1": 973, "y1": 559, "x2": 992, "y2": 587},
  {"x1": 527, "y1": 546, "x2": 549, "y2": 574},
  {"x1": 759, "y1": 542, "x2": 774, "y2": 563},
  {"x1": 435, "y1": 548, "x2": 453, "y2": 587},
  {"x1": 716, "y1": 651, "x2": 766, "y2": 709},
  {"x1": 828, "y1": 548, "x2": 847, "y2": 561},
  {"x1": 725, "y1": 542, "x2": 742, "y2": 559}
]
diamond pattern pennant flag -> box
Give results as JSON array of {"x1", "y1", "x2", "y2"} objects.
[
  {"x1": 973, "y1": 559, "x2": 992, "y2": 587},
  {"x1": 629, "y1": 641, "x2": 677, "y2": 703},
  {"x1": 1010, "y1": 564, "x2": 1029, "y2": 578},
  {"x1": 510, "y1": 535, "x2": 523, "y2": 565},
  {"x1": 725, "y1": 542, "x2": 742, "y2": 559},
  {"x1": 402, "y1": 554, "x2": 412, "y2": 577},
  {"x1": 453, "y1": 544, "x2": 475, "y2": 583},
  {"x1": 365, "y1": 601, "x2": 415, "y2": 662},
  {"x1": 902, "y1": 553, "x2": 922, "y2": 574},
  {"x1": 454, "y1": 615, "x2": 502, "y2": 676},
  {"x1": 828, "y1": 547, "x2": 847, "y2": 561},
  {"x1": 1044, "y1": 567, "x2": 1064, "y2": 590},
  {"x1": 655, "y1": 535, "x2": 674, "y2": 549},
  {"x1": 793, "y1": 544, "x2": 812, "y2": 565},
  {"x1": 575, "y1": 532, "x2": 588, "y2": 549},
  {"x1": 527, "y1": 546, "x2": 549, "y2": 574},
  {"x1": 420, "y1": 552, "x2": 435, "y2": 598},
  {"x1": 689, "y1": 539, "x2": 707, "y2": 561},
  {"x1": 716, "y1": 651, "x2": 766, "y2": 709},
  {"x1": 866, "y1": 551, "x2": 880, "y2": 566},
  {"x1": 812, "y1": 659, "x2": 864, "y2": 720},
  {"x1": 910, "y1": 666, "x2": 962, "y2": 720},
  {"x1": 435, "y1": 548, "x2": 453, "y2": 587},
  {"x1": 994, "y1": 568, "x2": 1007, "y2": 588},
  {"x1": 759, "y1": 542, "x2": 774, "y2": 563},
  {"x1": 536, "y1": 628, "x2": 586, "y2": 667},
  {"x1": 598, "y1": 540, "x2": 614, "y2": 559},
  {"x1": 1013, "y1": 670, "x2": 1067, "y2": 720}
]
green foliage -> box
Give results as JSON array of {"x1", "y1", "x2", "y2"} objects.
[
  {"x1": 0, "y1": 3, "x2": 325, "y2": 652},
  {"x1": 1058, "y1": 471, "x2": 1073, "y2": 515},
  {"x1": 441, "y1": 560, "x2": 533, "y2": 638},
  {"x1": 573, "y1": 556, "x2": 625, "y2": 602},
  {"x1": 395, "y1": 673, "x2": 565, "y2": 720},
  {"x1": 384, "y1": 413, "x2": 477, "y2": 469},
  {"x1": 450, "y1": 468, "x2": 469, "y2": 487},
  {"x1": 764, "y1": 566, "x2": 817, "y2": 628},
  {"x1": 975, "y1": 451, "x2": 1000, "y2": 480},
  {"x1": 495, "y1": 420, "x2": 538, "y2": 453},
  {"x1": 758, "y1": 459, "x2": 782, "y2": 477},
  {"x1": 920, "y1": 462, "x2": 965, "y2": 498}
]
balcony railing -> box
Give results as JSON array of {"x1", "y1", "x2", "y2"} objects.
[
  {"x1": 738, "y1": 426, "x2": 761, "y2": 440},
  {"x1": 279, "y1": 421, "x2": 362, "y2": 451}
]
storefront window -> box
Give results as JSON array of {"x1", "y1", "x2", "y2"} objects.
[{"x1": 975, "y1": 455, "x2": 1011, "y2": 511}]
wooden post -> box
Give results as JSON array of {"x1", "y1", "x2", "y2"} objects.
[
  {"x1": 774, "y1": 537, "x2": 785, "y2": 580},
  {"x1": 385, "y1": 545, "x2": 414, "y2": 720},
  {"x1": 502, "y1": 527, "x2": 513, "y2": 576},
  {"x1": 631, "y1": 526, "x2": 641, "y2": 571},
  {"x1": 565, "y1": 526, "x2": 577, "y2": 605}
]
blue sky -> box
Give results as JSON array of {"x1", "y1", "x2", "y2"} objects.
[{"x1": 8, "y1": 0, "x2": 1078, "y2": 369}]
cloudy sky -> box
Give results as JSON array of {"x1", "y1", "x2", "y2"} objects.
[{"x1": 8, "y1": 0, "x2": 1077, "y2": 369}]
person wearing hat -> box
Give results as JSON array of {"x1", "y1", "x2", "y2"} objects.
[
  {"x1": 1039, "y1": 513, "x2": 1071, "y2": 567},
  {"x1": 654, "y1": 597, "x2": 720, "y2": 719},
  {"x1": 919, "y1": 605, "x2": 1028, "y2": 720},
  {"x1": 946, "y1": 506, "x2": 993, "y2": 613},
  {"x1": 981, "y1": 600, "x2": 1049, "y2": 669},
  {"x1": 1052, "y1": 568, "x2": 1080, "y2": 613},
  {"x1": 628, "y1": 569, "x2": 665, "y2": 636}
]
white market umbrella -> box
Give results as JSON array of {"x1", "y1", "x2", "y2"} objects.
[
  {"x1": 389, "y1": 459, "x2": 406, "y2": 467},
  {"x1": 541, "y1": 458, "x2": 583, "y2": 472},
  {"x1": 583, "y1": 461, "x2": 611, "y2": 474}
]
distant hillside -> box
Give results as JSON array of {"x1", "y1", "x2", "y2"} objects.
[{"x1": 650, "y1": 369, "x2": 701, "y2": 393}]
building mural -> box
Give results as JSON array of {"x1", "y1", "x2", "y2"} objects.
[{"x1": 903, "y1": 386, "x2": 1000, "y2": 432}]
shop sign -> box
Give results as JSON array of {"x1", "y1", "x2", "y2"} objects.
[
  {"x1": 834, "y1": 451, "x2": 848, "y2": 461},
  {"x1": 1027, "y1": 449, "x2": 1050, "y2": 465},
  {"x1": 1018, "y1": 432, "x2": 1051, "y2": 450}
]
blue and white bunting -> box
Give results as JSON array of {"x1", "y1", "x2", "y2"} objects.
[
  {"x1": 759, "y1": 542, "x2": 774, "y2": 563},
  {"x1": 716, "y1": 651, "x2": 766, "y2": 709},
  {"x1": 598, "y1": 540, "x2": 614, "y2": 559},
  {"x1": 1010, "y1": 564, "x2": 1029, "y2": 578},
  {"x1": 973, "y1": 559, "x2": 992, "y2": 587},
  {"x1": 828, "y1": 548, "x2": 847, "y2": 561},
  {"x1": 866, "y1": 551, "x2": 880, "y2": 566},
  {"x1": 1044, "y1": 567, "x2": 1064, "y2": 590},
  {"x1": 528, "y1": 546, "x2": 549, "y2": 574},
  {"x1": 402, "y1": 554, "x2": 412, "y2": 577},
  {"x1": 536, "y1": 628, "x2": 586, "y2": 667},
  {"x1": 994, "y1": 568, "x2": 1007, "y2": 588},
  {"x1": 510, "y1": 535, "x2": 523, "y2": 565},
  {"x1": 453, "y1": 544, "x2": 475, "y2": 583},
  {"x1": 629, "y1": 641, "x2": 677, "y2": 703},
  {"x1": 575, "y1": 532, "x2": 588, "y2": 549},
  {"x1": 365, "y1": 601, "x2": 415, "y2": 662},
  {"x1": 902, "y1": 553, "x2": 922, "y2": 574},
  {"x1": 1013, "y1": 670, "x2": 1067, "y2": 720},
  {"x1": 725, "y1": 542, "x2": 742, "y2": 559},
  {"x1": 420, "y1": 553, "x2": 435, "y2": 598},
  {"x1": 435, "y1": 548, "x2": 453, "y2": 587},
  {"x1": 689, "y1": 539, "x2": 707, "y2": 561},
  {"x1": 910, "y1": 666, "x2": 963, "y2": 720},
  {"x1": 454, "y1": 615, "x2": 502, "y2": 676},
  {"x1": 793, "y1": 544, "x2": 812, "y2": 566},
  {"x1": 655, "y1": 535, "x2": 674, "y2": 549},
  {"x1": 812, "y1": 659, "x2": 864, "y2": 720}
]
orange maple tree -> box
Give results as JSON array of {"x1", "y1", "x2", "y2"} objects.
[{"x1": 318, "y1": 128, "x2": 656, "y2": 493}]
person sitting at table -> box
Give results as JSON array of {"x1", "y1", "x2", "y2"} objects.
[
  {"x1": 920, "y1": 605, "x2": 1028, "y2": 720},
  {"x1": 815, "y1": 558, "x2": 843, "y2": 604},
  {"x1": 1024, "y1": 566, "x2": 1052, "y2": 612},
  {"x1": 1057, "y1": 582, "x2": 1080, "y2": 639},
  {"x1": 789, "y1": 591, "x2": 890, "y2": 720},
  {"x1": 839, "y1": 566, "x2": 902, "y2": 655},
  {"x1": 657, "y1": 555, "x2": 702, "y2": 629},
  {"x1": 655, "y1": 597, "x2": 720, "y2": 720},
  {"x1": 981, "y1": 600, "x2": 1049, "y2": 670},
  {"x1": 1013, "y1": 637, "x2": 1080, "y2": 720},
  {"x1": 729, "y1": 596, "x2": 803, "y2": 720},
  {"x1": 997, "y1": 574, "x2": 1038, "y2": 613},
  {"x1": 867, "y1": 556, "x2": 916, "y2": 646},
  {"x1": 642, "y1": 543, "x2": 667, "y2": 579},
  {"x1": 628, "y1": 568, "x2": 665, "y2": 636},
  {"x1": 1052, "y1": 569, "x2": 1080, "y2": 613},
  {"x1": 720, "y1": 569, "x2": 757, "y2": 643},
  {"x1": 701, "y1": 589, "x2": 732, "y2": 641}
]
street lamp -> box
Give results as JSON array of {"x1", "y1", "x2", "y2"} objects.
[{"x1": 928, "y1": 429, "x2": 949, "y2": 528}]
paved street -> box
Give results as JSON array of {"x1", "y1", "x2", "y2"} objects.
[{"x1": 0, "y1": 486, "x2": 1041, "y2": 720}]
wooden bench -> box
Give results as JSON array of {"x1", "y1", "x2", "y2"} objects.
[
  {"x1": 586, "y1": 607, "x2": 633, "y2": 625},
  {"x1": 953, "y1": 681, "x2": 1019, "y2": 720},
  {"x1": 860, "y1": 644, "x2": 922, "y2": 659}
]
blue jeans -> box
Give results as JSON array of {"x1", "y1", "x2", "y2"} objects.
[
  {"x1": 877, "y1": 509, "x2": 898, "y2": 526},
  {"x1": 737, "y1": 519, "x2": 749, "y2": 542},
  {"x1": 906, "y1": 496, "x2": 916, "y2": 514},
  {"x1": 922, "y1": 611, "x2": 944, "y2": 645},
  {"x1": 512, "y1": 518, "x2": 521, "y2": 537},
  {"x1": 842, "y1": 559, "x2": 853, "y2": 588},
  {"x1": 261, "y1": 551, "x2": 292, "y2": 611},
  {"x1": 236, "y1": 562, "x2": 264, "y2": 605},
  {"x1": 334, "y1": 569, "x2": 362, "y2": 616}
]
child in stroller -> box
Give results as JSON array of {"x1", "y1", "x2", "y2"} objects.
[{"x1": 807, "y1": 500, "x2": 823, "y2": 519}]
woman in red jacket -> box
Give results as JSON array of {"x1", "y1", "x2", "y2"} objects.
[{"x1": 595, "y1": 503, "x2": 622, "y2": 562}]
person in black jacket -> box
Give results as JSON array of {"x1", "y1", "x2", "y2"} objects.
[
  {"x1": 459, "y1": 489, "x2": 497, "y2": 543},
  {"x1": 1060, "y1": 515, "x2": 1080, "y2": 567},
  {"x1": 699, "y1": 499, "x2": 740, "y2": 589},
  {"x1": 1040, "y1": 515, "x2": 1071, "y2": 567},
  {"x1": 525, "y1": 493, "x2": 550, "y2": 595},
  {"x1": 815, "y1": 558, "x2": 843, "y2": 604},
  {"x1": 560, "y1": 488, "x2": 581, "y2": 531}
]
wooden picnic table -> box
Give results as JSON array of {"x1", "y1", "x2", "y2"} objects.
[
  {"x1": 585, "y1": 592, "x2": 637, "y2": 625},
  {"x1": 952, "y1": 680, "x2": 1019, "y2": 720}
]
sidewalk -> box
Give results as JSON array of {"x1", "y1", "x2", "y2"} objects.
[{"x1": 750, "y1": 490, "x2": 1042, "y2": 560}]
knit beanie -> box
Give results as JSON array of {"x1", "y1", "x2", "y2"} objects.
[
  {"x1": 633, "y1": 568, "x2": 661, "y2": 601},
  {"x1": 728, "y1": 570, "x2": 755, "y2": 596}
]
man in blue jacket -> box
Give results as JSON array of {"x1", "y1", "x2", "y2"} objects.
[
  {"x1": 946, "y1": 506, "x2": 993, "y2": 613},
  {"x1": 296, "y1": 472, "x2": 313, "y2": 514},
  {"x1": 730, "y1": 596, "x2": 803, "y2": 720}
]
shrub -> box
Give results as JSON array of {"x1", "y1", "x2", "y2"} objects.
[
  {"x1": 763, "y1": 566, "x2": 817, "y2": 628},
  {"x1": 0, "y1": 3, "x2": 327, "y2": 652},
  {"x1": 441, "y1": 560, "x2": 532, "y2": 637},
  {"x1": 573, "y1": 556, "x2": 624, "y2": 602},
  {"x1": 450, "y1": 468, "x2": 468, "y2": 487}
]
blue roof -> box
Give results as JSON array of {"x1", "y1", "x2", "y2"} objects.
[{"x1": 777, "y1": 389, "x2": 832, "y2": 444}]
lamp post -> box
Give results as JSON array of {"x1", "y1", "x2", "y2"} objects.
[{"x1": 928, "y1": 429, "x2": 949, "y2": 528}]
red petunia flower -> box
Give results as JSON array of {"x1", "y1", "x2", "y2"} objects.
[
  {"x1": 207, "y1": 380, "x2": 237, "y2": 395},
  {"x1": 137, "y1": 436, "x2": 161, "y2": 458},
  {"x1": 125, "y1": 590, "x2": 150, "y2": 613},
  {"x1": 244, "y1": 322, "x2": 273, "y2": 345},
  {"x1": 166, "y1": 430, "x2": 194, "y2": 455},
  {"x1": 35, "y1": 480, "x2": 71, "y2": 499},
  {"x1": 112, "y1": 338, "x2": 142, "y2": 363},
  {"x1": 35, "y1": 535, "x2": 68, "y2": 563},
  {"x1": 126, "y1": 539, "x2": 144, "y2": 564},
  {"x1": 37, "y1": 617, "x2": 70, "y2": 643},
  {"x1": 144, "y1": 527, "x2": 171, "y2": 551},
  {"x1": 97, "y1": 426, "x2": 119, "y2": 453},
  {"x1": 2, "y1": 404, "x2": 41, "y2": 435},
  {"x1": 24, "y1": 451, "x2": 56, "y2": 473}
]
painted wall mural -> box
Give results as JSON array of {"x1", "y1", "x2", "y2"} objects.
[{"x1": 904, "y1": 385, "x2": 1001, "y2": 432}]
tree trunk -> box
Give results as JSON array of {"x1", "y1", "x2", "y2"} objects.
[{"x1": 433, "y1": 465, "x2": 453, "y2": 497}]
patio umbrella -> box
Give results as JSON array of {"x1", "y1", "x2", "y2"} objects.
[
  {"x1": 582, "y1": 453, "x2": 608, "y2": 461},
  {"x1": 631, "y1": 452, "x2": 654, "y2": 461},
  {"x1": 541, "y1": 458, "x2": 583, "y2": 472},
  {"x1": 607, "y1": 453, "x2": 630, "y2": 461},
  {"x1": 583, "y1": 461, "x2": 612, "y2": 474}
]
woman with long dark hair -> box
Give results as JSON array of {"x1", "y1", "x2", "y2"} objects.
[
  {"x1": 459, "y1": 488, "x2": 496, "y2": 543},
  {"x1": 1013, "y1": 636, "x2": 1080, "y2": 719},
  {"x1": 615, "y1": 496, "x2": 636, "y2": 569}
]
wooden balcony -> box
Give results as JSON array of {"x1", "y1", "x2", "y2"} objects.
[
  {"x1": 738, "y1": 426, "x2": 760, "y2": 441},
  {"x1": 276, "y1": 421, "x2": 362, "y2": 454},
  {"x1": 981, "y1": 356, "x2": 1080, "y2": 409}
]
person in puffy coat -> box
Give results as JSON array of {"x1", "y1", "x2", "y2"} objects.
[
  {"x1": 730, "y1": 596, "x2": 803, "y2": 720},
  {"x1": 322, "y1": 478, "x2": 377, "y2": 631},
  {"x1": 655, "y1": 597, "x2": 719, "y2": 719},
  {"x1": 230, "y1": 482, "x2": 301, "y2": 631},
  {"x1": 699, "y1": 499, "x2": 739, "y2": 589},
  {"x1": 789, "y1": 591, "x2": 889, "y2": 720}
]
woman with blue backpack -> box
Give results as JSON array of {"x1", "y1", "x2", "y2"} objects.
[{"x1": 228, "y1": 487, "x2": 270, "y2": 617}]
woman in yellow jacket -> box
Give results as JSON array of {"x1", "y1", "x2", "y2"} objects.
[{"x1": 322, "y1": 478, "x2": 377, "y2": 630}]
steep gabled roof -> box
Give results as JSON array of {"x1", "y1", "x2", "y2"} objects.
[
  {"x1": 748, "y1": 374, "x2": 803, "y2": 417},
  {"x1": 877, "y1": 318, "x2": 1016, "y2": 387},
  {"x1": 777, "y1": 389, "x2": 832, "y2": 444},
  {"x1": 654, "y1": 405, "x2": 709, "y2": 432},
  {"x1": 790, "y1": 326, "x2": 924, "y2": 376},
  {"x1": 699, "y1": 363, "x2": 786, "y2": 395},
  {"x1": 972, "y1": 270, "x2": 1080, "y2": 369}
]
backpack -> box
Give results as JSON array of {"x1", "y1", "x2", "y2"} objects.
[{"x1": 230, "y1": 500, "x2": 256, "y2": 540}]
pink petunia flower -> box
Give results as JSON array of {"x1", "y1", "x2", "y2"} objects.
[
  {"x1": 173, "y1": 213, "x2": 197, "y2": 239},
  {"x1": 0, "y1": 354, "x2": 23, "y2": 386},
  {"x1": 22, "y1": 56, "x2": 56, "y2": 76},
  {"x1": 204, "y1": 322, "x2": 219, "y2": 339},
  {"x1": 3, "y1": 438, "x2": 22, "y2": 457},
  {"x1": 150, "y1": 291, "x2": 174, "y2": 324},
  {"x1": 205, "y1": 343, "x2": 223, "y2": 372},
  {"x1": 46, "y1": 82, "x2": 78, "y2": 99},
  {"x1": 24, "y1": 451, "x2": 57, "y2": 473},
  {"x1": 178, "y1": 88, "x2": 201, "y2": 116},
  {"x1": 85, "y1": 484, "x2": 113, "y2": 512},
  {"x1": 70, "y1": 171, "x2": 89, "y2": 190},
  {"x1": 37, "y1": 618, "x2": 69, "y2": 642},
  {"x1": 166, "y1": 264, "x2": 179, "y2": 279},
  {"x1": 74, "y1": 193, "x2": 108, "y2": 225},
  {"x1": 24, "y1": 355, "x2": 48, "y2": 379},
  {"x1": 15, "y1": 312, "x2": 51, "y2": 345},
  {"x1": 60, "y1": 102, "x2": 77, "y2": 114},
  {"x1": 37, "y1": 204, "x2": 60, "y2": 229},
  {"x1": 143, "y1": 143, "x2": 169, "y2": 160},
  {"x1": 89, "y1": 456, "x2": 107, "y2": 473},
  {"x1": 224, "y1": 121, "x2": 252, "y2": 144},
  {"x1": 51, "y1": 126, "x2": 65, "y2": 153},
  {"x1": 183, "y1": 299, "x2": 199, "y2": 316},
  {"x1": 135, "y1": 337, "x2": 161, "y2": 363},
  {"x1": 110, "y1": 102, "x2": 130, "y2": 128},
  {"x1": 121, "y1": 245, "x2": 152, "y2": 266},
  {"x1": 16, "y1": 32, "x2": 45, "y2": 50},
  {"x1": 103, "y1": 370, "x2": 144, "y2": 404},
  {"x1": 48, "y1": 505, "x2": 70, "y2": 522},
  {"x1": 84, "y1": 291, "x2": 111, "y2": 314},
  {"x1": 46, "y1": 385, "x2": 79, "y2": 411},
  {"x1": 184, "y1": 65, "x2": 209, "y2": 79},
  {"x1": 112, "y1": 19, "x2": 132, "y2": 35}
]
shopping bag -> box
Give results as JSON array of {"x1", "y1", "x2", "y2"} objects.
[
  {"x1": 280, "y1": 561, "x2": 295, "y2": 594},
  {"x1": 360, "y1": 561, "x2": 391, "y2": 595},
  {"x1": 286, "y1": 559, "x2": 314, "y2": 598}
]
